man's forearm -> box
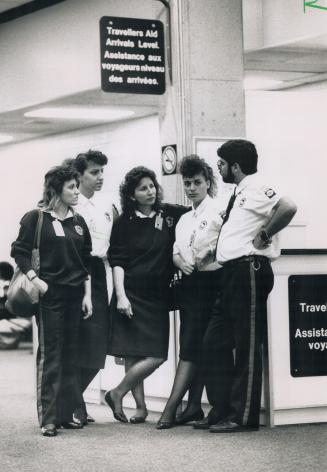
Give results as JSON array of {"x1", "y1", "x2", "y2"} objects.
[{"x1": 265, "y1": 197, "x2": 297, "y2": 237}]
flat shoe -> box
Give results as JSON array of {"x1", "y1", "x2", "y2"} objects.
[
  {"x1": 156, "y1": 420, "x2": 174, "y2": 430},
  {"x1": 87, "y1": 414, "x2": 95, "y2": 423},
  {"x1": 41, "y1": 424, "x2": 57, "y2": 437},
  {"x1": 175, "y1": 408, "x2": 204, "y2": 426},
  {"x1": 73, "y1": 413, "x2": 87, "y2": 426},
  {"x1": 104, "y1": 390, "x2": 128, "y2": 423},
  {"x1": 209, "y1": 419, "x2": 259, "y2": 433}
]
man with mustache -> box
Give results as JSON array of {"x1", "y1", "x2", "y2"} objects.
[{"x1": 195, "y1": 139, "x2": 297, "y2": 433}]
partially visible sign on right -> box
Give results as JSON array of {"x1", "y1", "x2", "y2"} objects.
[{"x1": 289, "y1": 274, "x2": 327, "y2": 377}]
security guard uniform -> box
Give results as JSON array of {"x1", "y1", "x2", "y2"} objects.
[
  {"x1": 203, "y1": 174, "x2": 279, "y2": 428},
  {"x1": 74, "y1": 193, "x2": 115, "y2": 405}
]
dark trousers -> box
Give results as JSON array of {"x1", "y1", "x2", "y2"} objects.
[
  {"x1": 201, "y1": 256, "x2": 274, "y2": 427},
  {"x1": 36, "y1": 284, "x2": 83, "y2": 427},
  {"x1": 74, "y1": 258, "x2": 110, "y2": 420}
]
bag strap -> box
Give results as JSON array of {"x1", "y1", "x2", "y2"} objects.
[{"x1": 32, "y1": 210, "x2": 44, "y2": 249}]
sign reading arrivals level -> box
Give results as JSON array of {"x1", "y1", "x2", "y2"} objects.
[
  {"x1": 100, "y1": 16, "x2": 165, "y2": 95},
  {"x1": 289, "y1": 274, "x2": 327, "y2": 377}
]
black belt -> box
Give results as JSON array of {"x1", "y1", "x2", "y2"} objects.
[{"x1": 223, "y1": 255, "x2": 269, "y2": 267}]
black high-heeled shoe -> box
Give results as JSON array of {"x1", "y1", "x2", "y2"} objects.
[
  {"x1": 60, "y1": 419, "x2": 84, "y2": 429},
  {"x1": 130, "y1": 410, "x2": 148, "y2": 424},
  {"x1": 156, "y1": 419, "x2": 174, "y2": 430},
  {"x1": 175, "y1": 408, "x2": 204, "y2": 426},
  {"x1": 104, "y1": 390, "x2": 128, "y2": 423}
]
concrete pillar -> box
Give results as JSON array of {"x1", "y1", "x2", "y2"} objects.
[{"x1": 160, "y1": 0, "x2": 245, "y2": 203}]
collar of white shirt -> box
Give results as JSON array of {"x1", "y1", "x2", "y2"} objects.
[
  {"x1": 192, "y1": 194, "x2": 211, "y2": 217},
  {"x1": 44, "y1": 209, "x2": 74, "y2": 221},
  {"x1": 78, "y1": 192, "x2": 96, "y2": 207},
  {"x1": 235, "y1": 173, "x2": 259, "y2": 195},
  {"x1": 135, "y1": 210, "x2": 156, "y2": 218}
]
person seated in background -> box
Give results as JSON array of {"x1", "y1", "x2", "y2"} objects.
[{"x1": 0, "y1": 261, "x2": 32, "y2": 350}]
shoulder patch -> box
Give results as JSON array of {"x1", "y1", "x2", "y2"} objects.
[
  {"x1": 264, "y1": 188, "x2": 276, "y2": 199},
  {"x1": 74, "y1": 225, "x2": 84, "y2": 236}
]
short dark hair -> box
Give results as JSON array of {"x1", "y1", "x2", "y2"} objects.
[
  {"x1": 42, "y1": 164, "x2": 79, "y2": 210},
  {"x1": 120, "y1": 166, "x2": 163, "y2": 215},
  {"x1": 179, "y1": 154, "x2": 217, "y2": 197},
  {"x1": 217, "y1": 139, "x2": 258, "y2": 175},
  {"x1": 74, "y1": 150, "x2": 108, "y2": 175},
  {"x1": 0, "y1": 261, "x2": 14, "y2": 280}
]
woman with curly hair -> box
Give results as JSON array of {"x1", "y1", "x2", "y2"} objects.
[
  {"x1": 11, "y1": 164, "x2": 92, "y2": 436},
  {"x1": 105, "y1": 166, "x2": 186, "y2": 424}
]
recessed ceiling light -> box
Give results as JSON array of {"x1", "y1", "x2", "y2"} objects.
[
  {"x1": 0, "y1": 134, "x2": 14, "y2": 144},
  {"x1": 24, "y1": 107, "x2": 135, "y2": 121},
  {"x1": 243, "y1": 77, "x2": 283, "y2": 91}
]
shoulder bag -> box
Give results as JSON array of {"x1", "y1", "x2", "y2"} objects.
[{"x1": 6, "y1": 210, "x2": 44, "y2": 317}]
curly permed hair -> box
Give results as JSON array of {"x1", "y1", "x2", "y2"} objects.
[{"x1": 120, "y1": 166, "x2": 163, "y2": 215}]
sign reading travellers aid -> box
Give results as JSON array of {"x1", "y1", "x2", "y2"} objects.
[
  {"x1": 289, "y1": 274, "x2": 327, "y2": 377},
  {"x1": 100, "y1": 16, "x2": 165, "y2": 95}
]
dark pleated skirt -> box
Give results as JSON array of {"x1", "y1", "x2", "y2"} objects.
[
  {"x1": 108, "y1": 275, "x2": 170, "y2": 359},
  {"x1": 179, "y1": 269, "x2": 221, "y2": 362}
]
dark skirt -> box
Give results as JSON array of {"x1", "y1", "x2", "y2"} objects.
[
  {"x1": 179, "y1": 269, "x2": 221, "y2": 362},
  {"x1": 108, "y1": 275, "x2": 170, "y2": 359},
  {"x1": 76, "y1": 257, "x2": 110, "y2": 369}
]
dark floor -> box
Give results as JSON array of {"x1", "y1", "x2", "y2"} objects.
[{"x1": 1, "y1": 345, "x2": 327, "y2": 472}]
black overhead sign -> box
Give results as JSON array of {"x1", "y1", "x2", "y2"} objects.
[
  {"x1": 289, "y1": 274, "x2": 327, "y2": 377},
  {"x1": 100, "y1": 16, "x2": 165, "y2": 95}
]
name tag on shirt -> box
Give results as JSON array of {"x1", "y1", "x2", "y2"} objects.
[
  {"x1": 155, "y1": 214, "x2": 163, "y2": 231},
  {"x1": 52, "y1": 219, "x2": 65, "y2": 237}
]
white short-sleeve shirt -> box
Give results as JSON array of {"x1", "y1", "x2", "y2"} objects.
[
  {"x1": 216, "y1": 174, "x2": 281, "y2": 264},
  {"x1": 174, "y1": 195, "x2": 223, "y2": 271},
  {"x1": 75, "y1": 193, "x2": 114, "y2": 259}
]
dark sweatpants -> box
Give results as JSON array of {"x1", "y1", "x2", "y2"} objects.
[
  {"x1": 201, "y1": 256, "x2": 274, "y2": 428},
  {"x1": 36, "y1": 284, "x2": 83, "y2": 427}
]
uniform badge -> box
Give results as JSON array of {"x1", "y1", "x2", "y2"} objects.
[
  {"x1": 264, "y1": 188, "x2": 276, "y2": 199},
  {"x1": 104, "y1": 212, "x2": 111, "y2": 221},
  {"x1": 155, "y1": 214, "x2": 163, "y2": 231},
  {"x1": 165, "y1": 216, "x2": 174, "y2": 228},
  {"x1": 199, "y1": 220, "x2": 208, "y2": 229},
  {"x1": 74, "y1": 225, "x2": 84, "y2": 236},
  {"x1": 239, "y1": 198, "x2": 246, "y2": 207}
]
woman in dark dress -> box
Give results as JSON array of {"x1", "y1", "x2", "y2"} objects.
[{"x1": 105, "y1": 166, "x2": 186, "y2": 424}]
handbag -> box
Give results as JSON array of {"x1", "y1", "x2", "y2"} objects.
[{"x1": 6, "y1": 210, "x2": 43, "y2": 317}]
